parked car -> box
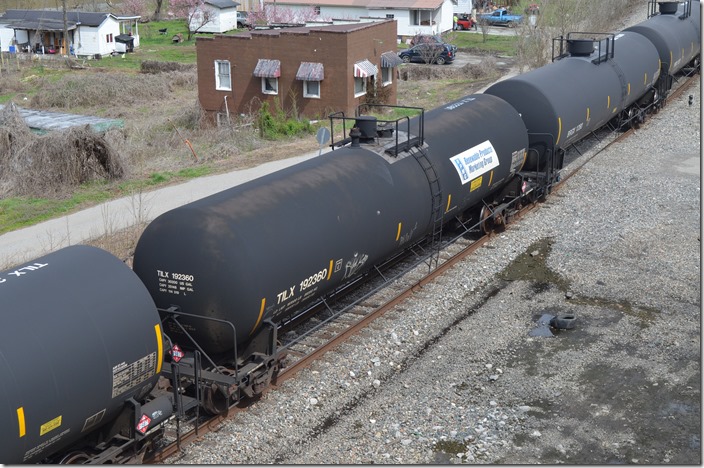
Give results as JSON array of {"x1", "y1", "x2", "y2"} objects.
[
  {"x1": 456, "y1": 13, "x2": 477, "y2": 30},
  {"x1": 237, "y1": 11, "x2": 249, "y2": 29},
  {"x1": 409, "y1": 34, "x2": 457, "y2": 53},
  {"x1": 398, "y1": 43, "x2": 455, "y2": 65}
]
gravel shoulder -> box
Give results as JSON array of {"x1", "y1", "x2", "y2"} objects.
[{"x1": 168, "y1": 81, "x2": 701, "y2": 464}]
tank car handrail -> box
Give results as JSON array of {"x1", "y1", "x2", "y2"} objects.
[
  {"x1": 159, "y1": 307, "x2": 239, "y2": 382},
  {"x1": 327, "y1": 105, "x2": 426, "y2": 152},
  {"x1": 357, "y1": 103, "x2": 426, "y2": 146},
  {"x1": 328, "y1": 111, "x2": 348, "y2": 149},
  {"x1": 552, "y1": 32, "x2": 615, "y2": 64}
]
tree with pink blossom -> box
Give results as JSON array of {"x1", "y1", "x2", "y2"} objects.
[
  {"x1": 246, "y1": 5, "x2": 322, "y2": 27},
  {"x1": 170, "y1": 0, "x2": 214, "y2": 39},
  {"x1": 121, "y1": 0, "x2": 148, "y2": 17}
]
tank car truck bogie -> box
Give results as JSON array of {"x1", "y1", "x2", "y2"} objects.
[{"x1": 158, "y1": 307, "x2": 282, "y2": 415}]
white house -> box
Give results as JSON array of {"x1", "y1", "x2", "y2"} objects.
[
  {"x1": 260, "y1": 0, "x2": 455, "y2": 38},
  {"x1": 0, "y1": 10, "x2": 141, "y2": 57},
  {"x1": 190, "y1": 0, "x2": 242, "y2": 33},
  {"x1": 452, "y1": 0, "x2": 475, "y2": 16}
]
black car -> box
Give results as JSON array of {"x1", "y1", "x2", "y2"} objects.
[{"x1": 398, "y1": 43, "x2": 455, "y2": 65}]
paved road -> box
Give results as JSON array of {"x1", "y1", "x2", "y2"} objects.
[{"x1": 0, "y1": 150, "x2": 327, "y2": 268}]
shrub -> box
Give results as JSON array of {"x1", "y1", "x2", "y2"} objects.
[{"x1": 257, "y1": 101, "x2": 314, "y2": 140}]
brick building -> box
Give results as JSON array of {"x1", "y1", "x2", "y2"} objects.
[{"x1": 195, "y1": 20, "x2": 401, "y2": 122}]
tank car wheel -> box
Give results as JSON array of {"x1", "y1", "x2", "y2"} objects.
[
  {"x1": 627, "y1": 108, "x2": 637, "y2": 129},
  {"x1": 479, "y1": 205, "x2": 495, "y2": 235},
  {"x1": 652, "y1": 89, "x2": 661, "y2": 114},
  {"x1": 59, "y1": 451, "x2": 91, "y2": 464}
]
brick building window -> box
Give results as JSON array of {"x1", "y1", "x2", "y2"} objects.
[
  {"x1": 354, "y1": 77, "x2": 366, "y2": 97},
  {"x1": 296, "y1": 62, "x2": 324, "y2": 99},
  {"x1": 254, "y1": 59, "x2": 281, "y2": 96},
  {"x1": 381, "y1": 67, "x2": 392, "y2": 86},
  {"x1": 215, "y1": 60, "x2": 231, "y2": 91},
  {"x1": 353, "y1": 59, "x2": 378, "y2": 98},
  {"x1": 380, "y1": 52, "x2": 402, "y2": 87},
  {"x1": 262, "y1": 77, "x2": 279, "y2": 95},
  {"x1": 304, "y1": 80, "x2": 320, "y2": 98}
]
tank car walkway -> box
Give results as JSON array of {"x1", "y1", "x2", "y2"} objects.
[{"x1": 0, "y1": 150, "x2": 325, "y2": 268}]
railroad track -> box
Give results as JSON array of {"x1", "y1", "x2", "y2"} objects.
[{"x1": 144, "y1": 71, "x2": 699, "y2": 464}]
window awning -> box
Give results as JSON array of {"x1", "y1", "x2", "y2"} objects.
[
  {"x1": 296, "y1": 62, "x2": 324, "y2": 81},
  {"x1": 380, "y1": 51, "x2": 403, "y2": 68},
  {"x1": 353, "y1": 59, "x2": 378, "y2": 78},
  {"x1": 253, "y1": 59, "x2": 281, "y2": 78}
]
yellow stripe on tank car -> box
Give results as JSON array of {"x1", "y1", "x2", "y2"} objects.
[
  {"x1": 154, "y1": 324, "x2": 163, "y2": 374},
  {"x1": 17, "y1": 407, "x2": 26, "y2": 438},
  {"x1": 519, "y1": 150, "x2": 527, "y2": 171},
  {"x1": 627, "y1": 83, "x2": 631, "y2": 95},
  {"x1": 445, "y1": 194, "x2": 452, "y2": 213},
  {"x1": 556, "y1": 117, "x2": 562, "y2": 146},
  {"x1": 488, "y1": 170, "x2": 494, "y2": 186},
  {"x1": 250, "y1": 298, "x2": 266, "y2": 335},
  {"x1": 644, "y1": 73, "x2": 647, "y2": 85},
  {"x1": 586, "y1": 108, "x2": 590, "y2": 121},
  {"x1": 607, "y1": 95, "x2": 610, "y2": 108},
  {"x1": 327, "y1": 260, "x2": 333, "y2": 280},
  {"x1": 396, "y1": 222, "x2": 402, "y2": 241}
]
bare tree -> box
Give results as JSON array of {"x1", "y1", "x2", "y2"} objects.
[
  {"x1": 122, "y1": 0, "x2": 149, "y2": 16},
  {"x1": 513, "y1": 0, "x2": 638, "y2": 72},
  {"x1": 152, "y1": 0, "x2": 165, "y2": 21},
  {"x1": 416, "y1": 43, "x2": 446, "y2": 64}
]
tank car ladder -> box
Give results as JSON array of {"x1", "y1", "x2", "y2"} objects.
[{"x1": 409, "y1": 146, "x2": 444, "y2": 271}]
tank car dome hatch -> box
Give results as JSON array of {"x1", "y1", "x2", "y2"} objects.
[
  {"x1": 0, "y1": 245, "x2": 163, "y2": 464},
  {"x1": 354, "y1": 115, "x2": 378, "y2": 141},
  {"x1": 567, "y1": 38, "x2": 595, "y2": 56},
  {"x1": 659, "y1": 1, "x2": 679, "y2": 14}
]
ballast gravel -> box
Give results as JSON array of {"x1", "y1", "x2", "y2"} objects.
[{"x1": 167, "y1": 78, "x2": 700, "y2": 465}]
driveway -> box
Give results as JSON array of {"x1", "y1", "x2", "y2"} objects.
[{"x1": 455, "y1": 25, "x2": 520, "y2": 37}]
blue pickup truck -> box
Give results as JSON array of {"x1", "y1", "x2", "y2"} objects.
[{"x1": 477, "y1": 9, "x2": 523, "y2": 27}]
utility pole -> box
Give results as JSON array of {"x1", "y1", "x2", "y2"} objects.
[{"x1": 62, "y1": 0, "x2": 68, "y2": 55}]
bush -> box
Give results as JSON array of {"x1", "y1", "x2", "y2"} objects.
[
  {"x1": 257, "y1": 101, "x2": 314, "y2": 140},
  {"x1": 141, "y1": 60, "x2": 196, "y2": 74},
  {"x1": 0, "y1": 102, "x2": 125, "y2": 197}
]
